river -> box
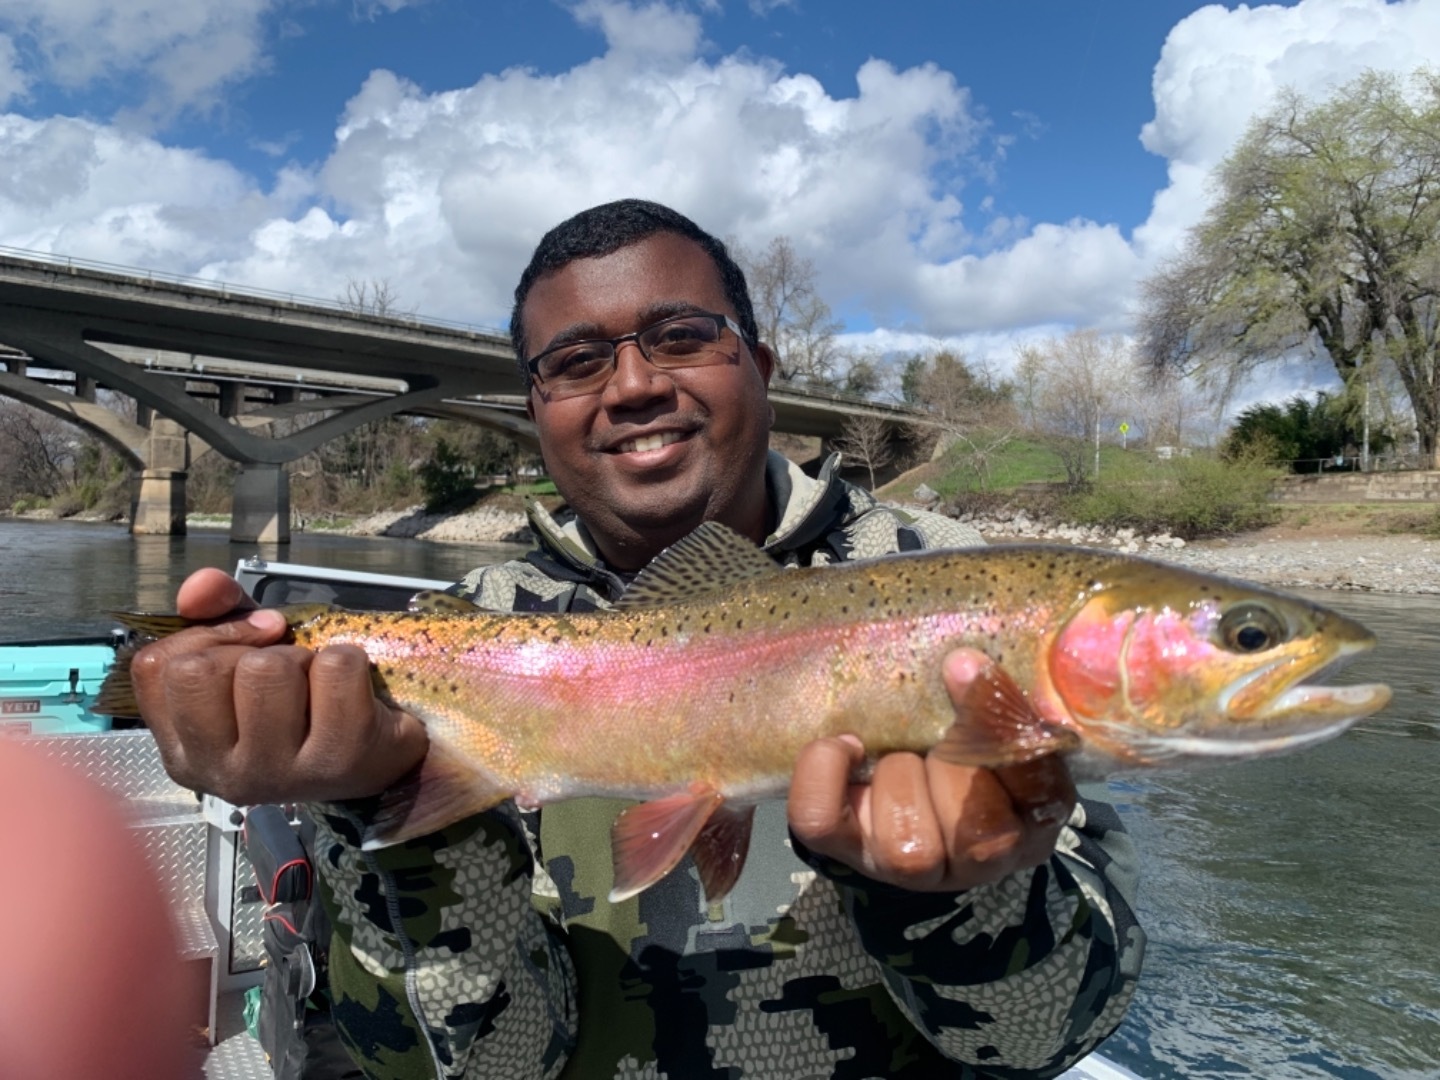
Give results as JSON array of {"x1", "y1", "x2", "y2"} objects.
[{"x1": 1, "y1": 518, "x2": 1436, "y2": 1079}]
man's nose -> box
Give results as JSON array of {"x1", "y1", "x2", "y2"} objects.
[{"x1": 603, "y1": 339, "x2": 674, "y2": 405}]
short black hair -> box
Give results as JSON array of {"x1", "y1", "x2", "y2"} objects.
[{"x1": 510, "y1": 199, "x2": 758, "y2": 386}]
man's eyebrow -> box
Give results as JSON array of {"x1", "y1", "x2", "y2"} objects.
[{"x1": 536, "y1": 301, "x2": 714, "y2": 354}]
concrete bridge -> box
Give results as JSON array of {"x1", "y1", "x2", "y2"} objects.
[{"x1": 0, "y1": 248, "x2": 927, "y2": 542}]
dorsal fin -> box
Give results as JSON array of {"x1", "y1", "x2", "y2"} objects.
[
  {"x1": 408, "y1": 590, "x2": 485, "y2": 615},
  {"x1": 615, "y1": 522, "x2": 782, "y2": 610}
]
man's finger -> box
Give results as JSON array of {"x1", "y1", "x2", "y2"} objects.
[
  {"x1": 925, "y1": 757, "x2": 1025, "y2": 868},
  {"x1": 866, "y1": 752, "x2": 945, "y2": 888},
  {"x1": 175, "y1": 567, "x2": 257, "y2": 620},
  {"x1": 991, "y1": 756, "x2": 1077, "y2": 830},
  {"x1": 230, "y1": 646, "x2": 316, "y2": 775},
  {"x1": 160, "y1": 646, "x2": 248, "y2": 768},
  {"x1": 788, "y1": 735, "x2": 867, "y2": 858}
]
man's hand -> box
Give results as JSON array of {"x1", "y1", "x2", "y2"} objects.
[
  {"x1": 131, "y1": 567, "x2": 428, "y2": 805},
  {"x1": 788, "y1": 648, "x2": 1075, "y2": 893}
]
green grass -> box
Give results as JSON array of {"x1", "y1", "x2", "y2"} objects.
[
  {"x1": 499, "y1": 479, "x2": 559, "y2": 497},
  {"x1": 932, "y1": 436, "x2": 1138, "y2": 495}
]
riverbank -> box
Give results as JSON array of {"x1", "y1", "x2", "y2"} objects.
[
  {"x1": 7, "y1": 502, "x2": 1436, "y2": 594},
  {"x1": 302, "y1": 505, "x2": 1440, "y2": 595}
]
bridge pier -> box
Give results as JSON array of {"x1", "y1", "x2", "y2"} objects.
[
  {"x1": 130, "y1": 418, "x2": 190, "y2": 536},
  {"x1": 231, "y1": 464, "x2": 290, "y2": 544},
  {"x1": 131, "y1": 469, "x2": 188, "y2": 535}
]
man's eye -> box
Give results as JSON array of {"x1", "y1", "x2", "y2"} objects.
[
  {"x1": 545, "y1": 347, "x2": 610, "y2": 380},
  {"x1": 650, "y1": 320, "x2": 711, "y2": 352}
]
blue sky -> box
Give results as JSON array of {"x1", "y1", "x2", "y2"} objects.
[{"x1": 0, "y1": 0, "x2": 1436, "y2": 403}]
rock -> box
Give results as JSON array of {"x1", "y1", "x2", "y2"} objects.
[{"x1": 912, "y1": 483, "x2": 939, "y2": 507}]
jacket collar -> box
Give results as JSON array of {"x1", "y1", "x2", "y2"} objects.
[{"x1": 524, "y1": 450, "x2": 863, "y2": 583}]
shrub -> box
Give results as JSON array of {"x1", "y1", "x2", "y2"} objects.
[
  {"x1": 1063, "y1": 453, "x2": 1281, "y2": 539},
  {"x1": 419, "y1": 437, "x2": 479, "y2": 512}
]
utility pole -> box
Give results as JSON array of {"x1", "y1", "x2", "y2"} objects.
[{"x1": 1361, "y1": 376, "x2": 1371, "y2": 473}]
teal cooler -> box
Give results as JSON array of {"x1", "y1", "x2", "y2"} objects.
[{"x1": 0, "y1": 643, "x2": 117, "y2": 736}]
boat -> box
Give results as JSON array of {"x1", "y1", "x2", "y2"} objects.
[{"x1": 3, "y1": 556, "x2": 1146, "y2": 1080}]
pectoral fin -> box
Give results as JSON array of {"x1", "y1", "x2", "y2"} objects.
[
  {"x1": 608, "y1": 783, "x2": 725, "y2": 902},
  {"x1": 930, "y1": 650, "x2": 1081, "y2": 767},
  {"x1": 363, "y1": 739, "x2": 512, "y2": 850}
]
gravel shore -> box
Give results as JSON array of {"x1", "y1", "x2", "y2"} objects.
[
  {"x1": 331, "y1": 501, "x2": 1438, "y2": 596},
  {"x1": 974, "y1": 527, "x2": 1439, "y2": 595}
]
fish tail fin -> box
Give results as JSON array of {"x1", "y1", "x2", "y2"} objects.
[
  {"x1": 91, "y1": 611, "x2": 197, "y2": 717},
  {"x1": 929, "y1": 649, "x2": 1081, "y2": 768},
  {"x1": 92, "y1": 641, "x2": 143, "y2": 717},
  {"x1": 362, "y1": 738, "x2": 513, "y2": 850}
]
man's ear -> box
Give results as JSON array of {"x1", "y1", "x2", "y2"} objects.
[{"x1": 753, "y1": 341, "x2": 776, "y2": 387}]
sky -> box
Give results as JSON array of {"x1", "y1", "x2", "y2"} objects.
[{"x1": 1, "y1": 0, "x2": 1437, "y2": 406}]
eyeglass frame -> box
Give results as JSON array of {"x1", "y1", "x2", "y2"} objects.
[{"x1": 525, "y1": 310, "x2": 755, "y2": 398}]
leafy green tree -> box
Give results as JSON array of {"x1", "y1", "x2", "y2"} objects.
[
  {"x1": 1223, "y1": 391, "x2": 1390, "y2": 471},
  {"x1": 1139, "y1": 69, "x2": 1440, "y2": 466}
]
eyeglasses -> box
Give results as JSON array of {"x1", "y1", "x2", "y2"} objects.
[{"x1": 526, "y1": 311, "x2": 749, "y2": 400}]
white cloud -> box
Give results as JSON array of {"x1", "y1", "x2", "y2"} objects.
[
  {"x1": 1, "y1": 0, "x2": 1438, "y2": 376},
  {"x1": 0, "y1": 0, "x2": 278, "y2": 127},
  {"x1": 0, "y1": 34, "x2": 26, "y2": 109},
  {"x1": 0, "y1": 112, "x2": 308, "y2": 268},
  {"x1": 197, "y1": 2, "x2": 989, "y2": 328},
  {"x1": 353, "y1": 0, "x2": 431, "y2": 17}
]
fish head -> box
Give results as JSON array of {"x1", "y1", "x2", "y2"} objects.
[{"x1": 1047, "y1": 570, "x2": 1391, "y2": 769}]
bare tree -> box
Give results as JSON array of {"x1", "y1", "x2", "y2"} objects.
[
  {"x1": 834, "y1": 413, "x2": 895, "y2": 490},
  {"x1": 738, "y1": 237, "x2": 846, "y2": 386},
  {"x1": 338, "y1": 278, "x2": 412, "y2": 318},
  {"x1": 1022, "y1": 331, "x2": 1130, "y2": 487},
  {"x1": 905, "y1": 350, "x2": 1020, "y2": 489}
]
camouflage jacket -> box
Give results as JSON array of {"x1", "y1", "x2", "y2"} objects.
[{"x1": 312, "y1": 452, "x2": 1145, "y2": 1080}]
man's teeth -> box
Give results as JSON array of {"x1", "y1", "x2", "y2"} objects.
[{"x1": 619, "y1": 432, "x2": 684, "y2": 454}]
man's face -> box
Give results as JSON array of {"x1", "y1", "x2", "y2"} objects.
[{"x1": 522, "y1": 232, "x2": 775, "y2": 570}]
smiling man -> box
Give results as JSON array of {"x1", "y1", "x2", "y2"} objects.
[{"x1": 133, "y1": 200, "x2": 1143, "y2": 1079}]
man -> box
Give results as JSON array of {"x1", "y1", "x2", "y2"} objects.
[{"x1": 135, "y1": 200, "x2": 1144, "y2": 1079}]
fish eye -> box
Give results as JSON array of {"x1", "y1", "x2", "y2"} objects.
[{"x1": 1217, "y1": 603, "x2": 1288, "y2": 654}]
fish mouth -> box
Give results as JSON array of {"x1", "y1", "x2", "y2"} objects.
[{"x1": 1219, "y1": 640, "x2": 1391, "y2": 737}]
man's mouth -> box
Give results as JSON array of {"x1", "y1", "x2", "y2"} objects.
[{"x1": 614, "y1": 431, "x2": 688, "y2": 454}]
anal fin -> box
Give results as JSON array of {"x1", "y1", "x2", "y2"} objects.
[
  {"x1": 691, "y1": 803, "x2": 756, "y2": 904},
  {"x1": 608, "y1": 783, "x2": 724, "y2": 902},
  {"x1": 362, "y1": 739, "x2": 512, "y2": 850},
  {"x1": 930, "y1": 649, "x2": 1081, "y2": 767}
]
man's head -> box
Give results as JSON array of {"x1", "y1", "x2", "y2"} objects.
[
  {"x1": 510, "y1": 199, "x2": 759, "y2": 383},
  {"x1": 513, "y1": 200, "x2": 776, "y2": 570}
]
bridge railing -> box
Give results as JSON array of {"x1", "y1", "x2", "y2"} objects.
[{"x1": 0, "y1": 244, "x2": 511, "y2": 343}]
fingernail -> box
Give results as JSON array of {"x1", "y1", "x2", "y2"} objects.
[
  {"x1": 246, "y1": 609, "x2": 286, "y2": 632},
  {"x1": 837, "y1": 733, "x2": 864, "y2": 753}
]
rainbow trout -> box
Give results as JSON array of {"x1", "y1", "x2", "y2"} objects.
[{"x1": 100, "y1": 523, "x2": 1390, "y2": 903}]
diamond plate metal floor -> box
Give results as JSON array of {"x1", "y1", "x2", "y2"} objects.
[{"x1": 203, "y1": 990, "x2": 273, "y2": 1080}]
